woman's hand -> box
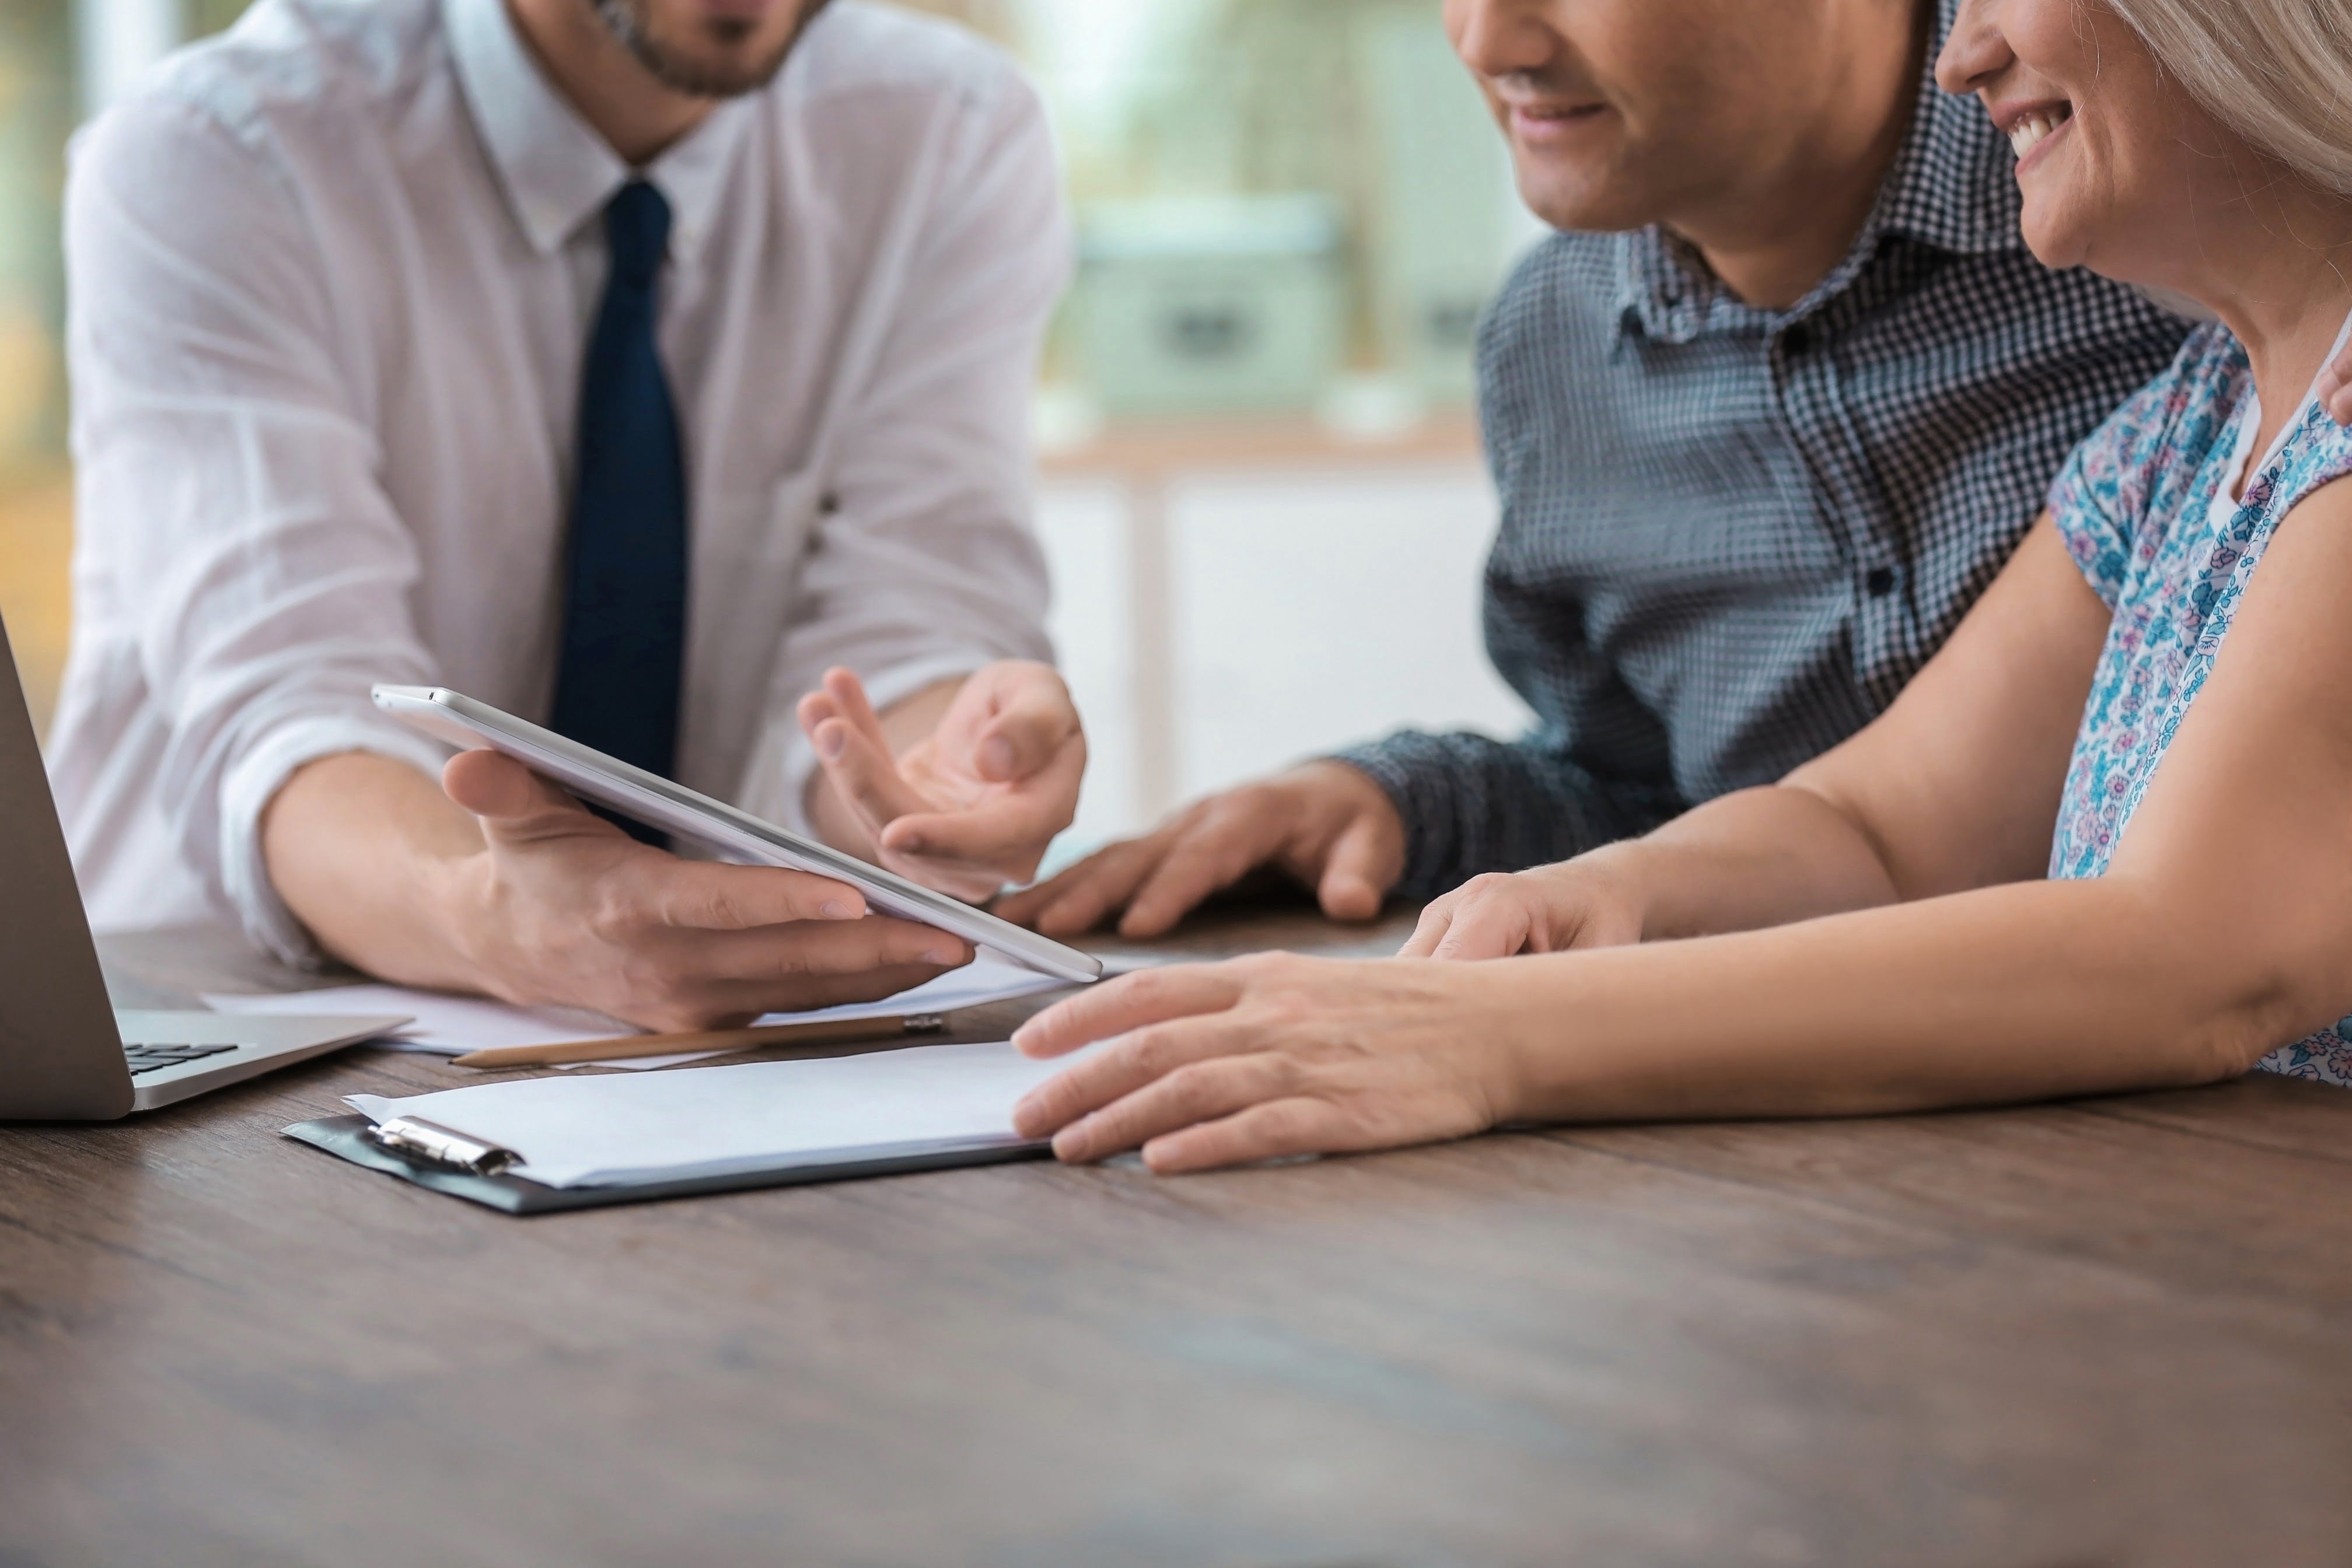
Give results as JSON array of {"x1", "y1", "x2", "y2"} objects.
[
  {"x1": 1399, "y1": 856, "x2": 1648, "y2": 960},
  {"x1": 1009, "y1": 954, "x2": 1525, "y2": 1173}
]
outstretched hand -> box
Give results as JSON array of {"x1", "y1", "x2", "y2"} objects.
[{"x1": 799, "y1": 662, "x2": 1085, "y2": 902}]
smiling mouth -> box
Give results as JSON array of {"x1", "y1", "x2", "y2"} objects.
[{"x1": 2007, "y1": 104, "x2": 2073, "y2": 159}]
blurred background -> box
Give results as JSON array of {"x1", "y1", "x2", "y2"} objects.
[{"x1": 0, "y1": 0, "x2": 1539, "y2": 855}]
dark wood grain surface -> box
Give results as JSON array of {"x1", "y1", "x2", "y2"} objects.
[{"x1": 6, "y1": 907, "x2": 2350, "y2": 1567}]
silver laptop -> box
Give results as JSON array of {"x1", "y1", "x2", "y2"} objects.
[{"x1": 1, "y1": 617, "x2": 406, "y2": 1118}]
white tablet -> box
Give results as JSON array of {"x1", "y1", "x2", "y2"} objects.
[{"x1": 371, "y1": 685, "x2": 1102, "y2": 986}]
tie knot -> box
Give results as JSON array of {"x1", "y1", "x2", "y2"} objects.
[{"x1": 604, "y1": 181, "x2": 672, "y2": 289}]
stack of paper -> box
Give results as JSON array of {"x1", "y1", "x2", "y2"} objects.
[
  {"x1": 348, "y1": 1038, "x2": 1089, "y2": 1188},
  {"x1": 207, "y1": 952, "x2": 1075, "y2": 1069}
]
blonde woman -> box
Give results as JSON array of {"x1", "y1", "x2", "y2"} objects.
[{"x1": 1010, "y1": 0, "x2": 2352, "y2": 1172}]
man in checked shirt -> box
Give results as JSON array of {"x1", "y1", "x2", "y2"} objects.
[{"x1": 1001, "y1": 0, "x2": 2197, "y2": 939}]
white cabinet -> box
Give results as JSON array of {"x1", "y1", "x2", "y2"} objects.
[{"x1": 1033, "y1": 422, "x2": 1533, "y2": 858}]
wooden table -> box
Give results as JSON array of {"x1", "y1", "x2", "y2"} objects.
[{"x1": 6, "y1": 909, "x2": 2351, "y2": 1566}]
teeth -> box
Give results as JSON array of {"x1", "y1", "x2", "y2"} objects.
[{"x1": 2008, "y1": 108, "x2": 2070, "y2": 159}]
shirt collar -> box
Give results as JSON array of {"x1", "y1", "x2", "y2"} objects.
[
  {"x1": 444, "y1": 0, "x2": 749, "y2": 265},
  {"x1": 1869, "y1": 0, "x2": 2024, "y2": 258},
  {"x1": 1613, "y1": 0, "x2": 2021, "y2": 344}
]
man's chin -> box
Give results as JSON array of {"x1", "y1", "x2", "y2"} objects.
[
  {"x1": 1513, "y1": 170, "x2": 1665, "y2": 237},
  {"x1": 632, "y1": 37, "x2": 794, "y2": 96},
  {"x1": 594, "y1": 0, "x2": 811, "y2": 98}
]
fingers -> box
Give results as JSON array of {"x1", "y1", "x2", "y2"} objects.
[
  {"x1": 1429, "y1": 892, "x2": 1536, "y2": 960},
  {"x1": 879, "y1": 733, "x2": 1085, "y2": 877},
  {"x1": 812, "y1": 666, "x2": 890, "y2": 741},
  {"x1": 1043, "y1": 1047, "x2": 1288, "y2": 1163},
  {"x1": 691, "y1": 960, "x2": 965, "y2": 1026},
  {"x1": 1012, "y1": 963, "x2": 1246, "y2": 1062},
  {"x1": 1414, "y1": 876, "x2": 1542, "y2": 960},
  {"x1": 1025, "y1": 795, "x2": 1288, "y2": 940},
  {"x1": 971, "y1": 663, "x2": 1082, "y2": 783},
  {"x1": 1117, "y1": 806, "x2": 1290, "y2": 939},
  {"x1": 443, "y1": 750, "x2": 610, "y2": 844},
  {"x1": 631, "y1": 856, "x2": 867, "y2": 930},
  {"x1": 1400, "y1": 872, "x2": 1642, "y2": 961},
  {"x1": 605, "y1": 947, "x2": 966, "y2": 1034},
  {"x1": 801, "y1": 668, "x2": 918, "y2": 809},
  {"x1": 616, "y1": 918, "x2": 968, "y2": 1030},
  {"x1": 1397, "y1": 895, "x2": 1459, "y2": 958},
  {"x1": 566, "y1": 913, "x2": 970, "y2": 1034},
  {"x1": 880, "y1": 794, "x2": 1071, "y2": 870},
  {"x1": 996, "y1": 835, "x2": 1172, "y2": 936},
  {"x1": 1012, "y1": 1009, "x2": 1243, "y2": 1140},
  {"x1": 2322, "y1": 359, "x2": 2352, "y2": 425},
  {"x1": 809, "y1": 705, "x2": 929, "y2": 841},
  {"x1": 1142, "y1": 1098, "x2": 1362, "y2": 1174},
  {"x1": 683, "y1": 915, "x2": 966, "y2": 979},
  {"x1": 1316, "y1": 811, "x2": 1393, "y2": 923}
]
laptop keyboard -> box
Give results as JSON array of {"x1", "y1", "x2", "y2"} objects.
[{"x1": 122, "y1": 1041, "x2": 238, "y2": 1076}]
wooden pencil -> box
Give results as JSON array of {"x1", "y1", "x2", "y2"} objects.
[{"x1": 450, "y1": 1012, "x2": 950, "y2": 1069}]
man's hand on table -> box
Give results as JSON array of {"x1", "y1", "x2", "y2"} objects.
[
  {"x1": 994, "y1": 761, "x2": 1406, "y2": 939},
  {"x1": 799, "y1": 662, "x2": 1085, "y2": 904}
]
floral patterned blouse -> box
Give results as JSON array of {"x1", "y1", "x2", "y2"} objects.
[{"x1": 2047, "y1": 317, "x2": 2352, "y2": 1086}]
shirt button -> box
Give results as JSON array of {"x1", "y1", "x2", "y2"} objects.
[
  {"x1": 1781, "y1": 323, "x2": 1811, "y2": 355},
  {"x1": 1865, "y1": 566, "x2": 1897, "y2": 597}
]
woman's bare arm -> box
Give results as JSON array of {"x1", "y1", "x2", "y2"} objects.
[
  {"x1": 1014, "y1": 488, "x2": 2352, "y2": 1168},
  {"x1": 1405, "y1": 520, "x2": 2110, "y2": 957}
]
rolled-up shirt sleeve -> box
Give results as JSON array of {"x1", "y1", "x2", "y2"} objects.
[
  {"x1": 753, "y1": 67, "x2": 1069, "y2": 831},
  {"x1": 65, "y1": 97, "x2": 450, "y2": 963}
]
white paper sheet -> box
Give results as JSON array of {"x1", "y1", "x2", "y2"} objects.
[
  {"x1": 348, "y1": 1037, "x2": 1095, "y2": 1188},
  {"x1": 203, "y1": 985, "x2": 630, "y2": 1054},
  {"x1": 204, "y1": 951, "x2": 1078, "y2": 1069}
]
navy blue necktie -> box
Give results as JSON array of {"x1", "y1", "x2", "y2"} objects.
[{"x1": 551, "y1": 181, "x2": 688, "y2": 835}]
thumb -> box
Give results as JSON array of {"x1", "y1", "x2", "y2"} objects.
[
  {"x1": 2323, "y1": 348, "x2": 2352, "y2": 425},
  {"x1": 1316, "y1": 813, "x2": 1395, "y2": 923},
  {"x1": 974, "y1": 670, "x2": 1081, "y2": 783},
  {"x1": 2330, "y1": 380, "x2": 2352, "y2": 429},
  {"x1": 443, "y1": 750, "x2": 611, "y2": 845}
]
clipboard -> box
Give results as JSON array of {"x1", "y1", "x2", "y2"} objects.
[{"x1": 282, "y1": 1114, "x2": 1048, "y2": 1215}]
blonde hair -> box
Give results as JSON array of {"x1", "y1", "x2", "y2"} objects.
[{"x1": 2096, "y1": 0, "x2": 2352, "y2": 194}]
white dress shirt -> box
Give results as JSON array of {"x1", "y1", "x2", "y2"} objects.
[{"x1": 50, "y1": 0, "x2": 1068, "y2": 960}]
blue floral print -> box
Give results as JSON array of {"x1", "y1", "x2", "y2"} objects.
[{"x1": 2047, "y1": 321, "x2": 2352, "y2": 1086}]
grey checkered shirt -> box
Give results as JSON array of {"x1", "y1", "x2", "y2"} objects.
[{"x1": 1337, "y1": 17, "x2": 2193, "y2": 901}]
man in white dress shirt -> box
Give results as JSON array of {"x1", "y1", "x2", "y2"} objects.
[{"x1": 48, "y1": 0, "x2": 1084, "y2": 1028}]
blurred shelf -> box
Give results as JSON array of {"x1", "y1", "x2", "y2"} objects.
[{"x1": 1039, "y1": 411, "x2": 1480, "y2": 479}]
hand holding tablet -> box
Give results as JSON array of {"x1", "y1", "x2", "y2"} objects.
[{"x1": 373, "y1": 685, "x2": 1103, "y2": 986}]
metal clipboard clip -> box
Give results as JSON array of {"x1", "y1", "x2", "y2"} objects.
[{"x1": 366, "y1": 1115, "x2": 519, "y2": 1176}]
